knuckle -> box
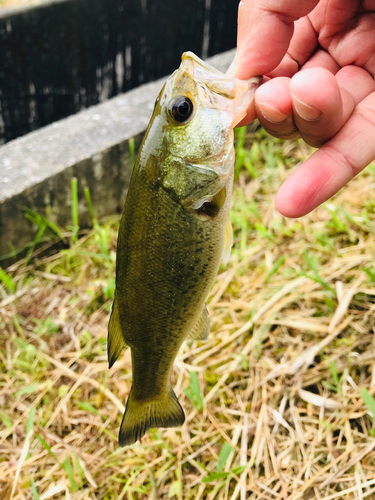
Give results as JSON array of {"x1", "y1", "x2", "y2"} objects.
[
  {"x1": 300, "y1": 134, "x2": 326, "y2": 148},
  {"x1": 263, "y1": 123, "x2": 300, "y2": 141}
]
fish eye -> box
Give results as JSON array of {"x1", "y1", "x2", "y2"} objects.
[{"x1": 170, "y1": 96, "x2": 194, "y2": 123}]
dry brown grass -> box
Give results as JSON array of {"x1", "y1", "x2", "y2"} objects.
[{"x1": 1, "y1": 127, "x2": 375, "y2": 499}]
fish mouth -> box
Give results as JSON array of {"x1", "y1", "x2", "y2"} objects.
[{"x1": 180, "y1": 51, "x2": 262, "y2": 126}]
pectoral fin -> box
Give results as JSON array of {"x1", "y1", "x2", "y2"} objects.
[
  {"x1": 189, "y1": 305, "x2": 210, "y2": 341},
  {"x1": 191, "y1": 186, "x2": 227, "y2": 218},
  {"x1": 221, "y1": 215, "x2": 233, "y2": 266},
  {"x1": 108, "y1": 298, "x2": 128, "y2": 368}
]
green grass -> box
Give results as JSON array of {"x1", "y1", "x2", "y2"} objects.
[{"x1": 183, "y1": 371, "x2": 204, "y2": 410}]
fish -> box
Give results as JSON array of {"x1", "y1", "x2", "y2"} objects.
[{"x1": 108, "y1": 52, "x2": 260, "y2": 446}]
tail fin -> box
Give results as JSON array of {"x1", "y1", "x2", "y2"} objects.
[{"x1": 119, "y1": 387, "x2": 185, "y2": 446}]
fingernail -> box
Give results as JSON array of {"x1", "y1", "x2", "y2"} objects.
[
  {"x1": 258, "y1": 102, "x2": 288, "y2": 123},
  {"x1": 292, "y1": 95, "x2": 322, "y2": 121}
]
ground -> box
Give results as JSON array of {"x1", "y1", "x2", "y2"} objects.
[{"x1": 1, "y1": 125, "x2": 375, "y2": 499}]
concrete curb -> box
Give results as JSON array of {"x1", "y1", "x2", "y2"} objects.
[{"x1": 0, "y1": 49, "x2": 235, "y2": 262}]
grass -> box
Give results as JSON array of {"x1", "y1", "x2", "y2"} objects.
[{"x1": 2, "y1": 124, "x2": 375, "y2": 499}]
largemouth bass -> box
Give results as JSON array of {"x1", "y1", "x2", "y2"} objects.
[{"x1": 108, "y1": 52, "x2": 259, "y2": 446}]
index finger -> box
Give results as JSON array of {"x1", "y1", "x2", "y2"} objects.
[{"x1": 230, "y1": 0, "x2": 320, "y2": 80}]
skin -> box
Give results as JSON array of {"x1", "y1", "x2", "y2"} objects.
[
  {"x1": 228, "y1": 0, "x2": 375, "y2": 218},
  {"x1": 109, "y1": 53, "x2": 256, "y2": 446}
]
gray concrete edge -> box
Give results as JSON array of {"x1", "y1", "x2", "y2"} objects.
[{"x1": 0, "y1": 49, "x2": 235, "y2": 263}]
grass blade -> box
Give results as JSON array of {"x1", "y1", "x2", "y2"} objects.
[
  {"x1": 183, "y1": 371, "x2": 203, "y2": 410},
  {"x1": 71, "y1": 177, "x2": 79, "y2": 244},
  {"x1": 264, "y1": 255, "x2": 285, "y2": 284},
  {"x1": 361, "y1": 388, "x2": 375, "y2": 417},
  {"x1": 24, "y1": 207, "x2": 66, "y2": 243},
  {"x1": 0, "y1": 267, "x2": 15, "y2": 293},
  {"x1": 129, "y1": 137, "x2": 135, "y2": 168},
  {"x1": 30, "y1": 480, "x2": 40, "y2": 500},
  {"x1": 15, "y1": 383, "x2": 38, "y2": 397},
  {"x1": 84, "y1": 187, "x2": 98, "y2": 227},
  {"x1": 217, "y1": 442, "x2": 233, "y2": 473},
  {"x1": 0, "y1": 410, "x2": 12, "y2": 429},
  {"x1": 36, "y1": 434, "x2": 61, "y2": 465},
  {"x1": 26, "y1": 407, "x2": 36, "y2": 435},
  {"x1": 63, "y1": 456, "x2": 78, "y2": 492},
  {"x1": 77, "y1": 401, "x2": 100, "y2": 416}
]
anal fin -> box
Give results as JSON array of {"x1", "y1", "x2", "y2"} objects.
[
  {"x1": 108, "y1": 298, "x2": 128, "y2": 368},
  {"x1": 189, "y1": 305, "x2": 210, "y2": 341}
]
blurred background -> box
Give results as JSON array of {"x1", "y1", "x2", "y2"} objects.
[{"x1": 0, "y1": 0, "x2": 237, "y2": 144}]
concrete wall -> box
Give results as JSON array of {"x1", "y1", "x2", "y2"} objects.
[
  {"x1": 0, "y1": 49, "x2": 235, "y2": 264},
  {"x1": 0, "y1": 0, "x2": 238, "y2": 144}
]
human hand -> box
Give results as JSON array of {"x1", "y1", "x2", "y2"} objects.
[{"x1": 229, "y1": 0, "x2": 375, "y2": 217}]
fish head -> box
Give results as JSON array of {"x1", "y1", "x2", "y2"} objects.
[
  {"x1": 151, "y1": 52, "x2": 260, "y2": 209},
  {"x1": 156, "y1": 51, "x2": 260, "y2": 170}
]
